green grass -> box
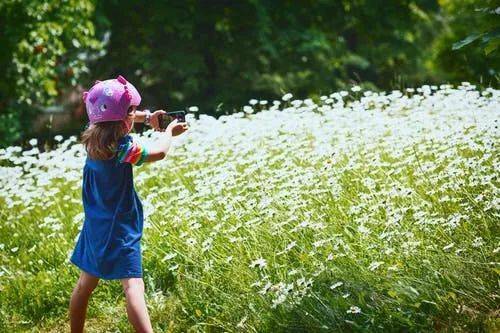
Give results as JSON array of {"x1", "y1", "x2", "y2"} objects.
[{"x1": 0, "y1": 85, "x2": 499, "y2": 332}]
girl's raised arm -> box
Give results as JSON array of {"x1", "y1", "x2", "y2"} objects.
[
  {"x1": 117, "y1": 119, "x2": 188, "y2": 165},
  {"x1": 143, "y1": 119, "x2": 188, "y2": 163}
]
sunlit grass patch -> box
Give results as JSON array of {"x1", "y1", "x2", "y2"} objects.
[{"x1": 0, "y1": 83, "x2": 499, "y2": 332}]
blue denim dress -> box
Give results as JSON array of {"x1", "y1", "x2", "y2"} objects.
[{"x1": 70, "y1": 134, "x2": 148, "y2": 279}]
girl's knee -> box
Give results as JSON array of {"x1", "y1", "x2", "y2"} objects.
[
  {"x1": 75, "y1": 279, "x2": 98, "y2": 296},
  {"x1": 121, "y1": 278, "x2": 144, "y2": 296},
  {"x1": 75, "y1": 272, "x2": 99, "y2": 295}
]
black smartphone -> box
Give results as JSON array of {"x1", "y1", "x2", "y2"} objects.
[{"x1": 158, "y1": 111, "x2": 186, "y2": 129}]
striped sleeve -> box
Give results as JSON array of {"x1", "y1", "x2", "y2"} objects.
[{"x1": 117, "y1": 138, "x2": 148, "y2": 166}]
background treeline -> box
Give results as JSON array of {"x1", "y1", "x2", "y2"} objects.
[{"x1": 0, "y1": 0, "x2": 498, "y2": 147}]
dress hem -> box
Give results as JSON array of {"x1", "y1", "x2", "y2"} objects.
[{"x1": 70, "y1": 257, "x2": 143, "y2": 280}]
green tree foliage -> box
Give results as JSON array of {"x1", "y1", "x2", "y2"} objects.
[
  {"x1": 451, "y1": 1, "x2": 500, "y2": 55},
  {"x1": 428, "y1": 0, "x2": 499, "y2": 85},
  {"x1": 0, "y1": 0, "x2": 101, "y2": 146},
  {"x1": 0, "y1": 0, "x2": 497, "y2": 148},
  {"x1": 90, "y1": 0, "x2": 439, "y2": 115}
]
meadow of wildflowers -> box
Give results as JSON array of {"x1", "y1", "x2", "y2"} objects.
[{"x1": 0, "y1": 83, "x2": 498, "y2": 332}]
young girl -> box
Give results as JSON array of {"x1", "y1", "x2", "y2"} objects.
[{"x1": 69, "y1": 75, "x2": 188, "y2": 333}]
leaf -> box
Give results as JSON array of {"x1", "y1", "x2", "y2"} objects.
[
  {"x1": 484, "y1": 41, "x2": 499, "y2": 55},
  {"x1": 452, "y1": 34, "x2": 482, "y2": 50},
  {"x1": 481, "y1": 29, "x2": 500, "y2": 44},
  {"x1": 481, "y1": 29, "x2": 500, "y2": 55},
  {"x1": 43, "y1": 79, "x2": 58, "y2": 97}
]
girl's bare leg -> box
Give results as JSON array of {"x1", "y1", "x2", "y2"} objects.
[
  {"x1": 69, "y1": 271, "x2": 99, "y2": 333},
  {"x1": 121, "y1": 277, "x2": 153, "y2": 333}
]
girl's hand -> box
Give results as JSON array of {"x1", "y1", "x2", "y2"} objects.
[
  {"x1": 166, "y1": 119, "x2": 189, "y2": 136},
  {"x1": 141, "y1": 118, "x2": 188, "y2": 163},
  {"x1": 150, "y1": 110, "x2": 167, "y2": 131}
]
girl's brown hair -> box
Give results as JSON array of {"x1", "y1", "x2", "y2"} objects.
[{"x1": 81, "y1": 107, "x2": 134, "y2": 160}]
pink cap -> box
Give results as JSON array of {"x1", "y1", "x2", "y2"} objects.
[{"x1": 83, "y1": 75, "x2": 141, "y2": 124}]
